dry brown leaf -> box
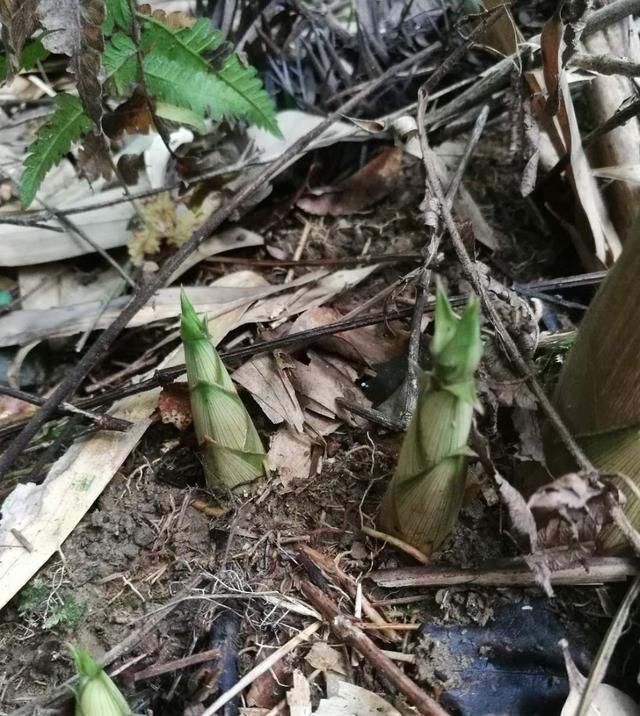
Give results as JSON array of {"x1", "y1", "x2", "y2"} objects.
[
  {"x1": 246, "y1": 658, "x2": 290, "y2": 709},
  {"x1": 232, "y1": 353, "x2": 304, "y2": 432},
  {"x1": 157, "y1": 382, "x2": 192, "y2": 431},
  {"x1": 297, "y1": 147, "x2": 402, "y2": 216},
  {"x1": 78, "y1": 132, "x2": 113, "y2": 181},
  {"x1": 291, "y1": 351, "x2": 371, "y2": 424},
  {"x1": 288, "y1": 305, "x2": 408, "y2": 366},
  {"x1": 541, "y1": 9, "x2": 563, "y2": 116},
  {"x1": 268, "y1": 427, "x2": 316, "y2": 488},
  {"x1": 38, "y1": 0, "x2": 105, "y2": 126},
  {"x1": 104, "y1": 90, "x2": 155, "y2": 140},
  {"x1": 313, "y1": 682, "x2": 402, "y2": 716},
  {"x1": 0, "y1": 0, "x2": 39, "y2": 74},
  {"x1": 528, "y1": 472, "x2": 603, "y2": 513},
  {"x1": 494, "y1": 473, "x2": 539, "y2": 552},
  {"x1": 0, "y1": 395, "x2": 37, "y2": 428}
]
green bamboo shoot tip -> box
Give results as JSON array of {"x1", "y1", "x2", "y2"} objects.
[
  {"x1": 378, "y1": 289, "x2": 482, "y2": 555},
  {"x1": 71, "y1": 647, "x2": 131, "y2": 716},
  {"x1": 180, "y1": 290, "x2": 266, "y2": 491}
]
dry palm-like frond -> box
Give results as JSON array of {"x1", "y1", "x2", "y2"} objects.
[
  {"x1": 378, "y1": 287, "x2": 482, "y2": 555},
  {"x1": 181, "y1": 290, "x2": 266, "y2": 491}
]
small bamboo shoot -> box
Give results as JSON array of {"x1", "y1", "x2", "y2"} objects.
[
  {"x1": 378, "y1": 288, "x2": 482, "y2": 555},
  {"x1": 180, "y1": 290, "x2": 266, "y2": 491}
]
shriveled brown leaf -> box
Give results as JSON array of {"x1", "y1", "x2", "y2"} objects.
[
  {"x1": 494, "y1": 473, "x2": 539, "y2": 551},
  {"x1": 268, "y1": 427, "x2": 317, "y2": 488},
  {"x1": 37, "y1": 0, "x2": 106, "y2": 126},
  {"x1": 233, "y1": 353, "x2": 304, "y2": 432},
  {"x1": 104, "y1": 90, "x2": 155, "y2": 140},
  {"x1": 157, "y1": 383, "x2": 192, "y2": 431},
  {"x1": 291, "y1": 351, "x2": 371, "y2": 425},
  {"x1": 0, "y1": 0, "x2": 39, "y2": 75},
  {"x1": 297, "y1": 147, "x2": 402, "y2": 216},
  {"x1": 78, "y1": 132, "x2": 112, "y2": 181},
  {"x1": 288, "y1": 306, "x2": 408, "y2": 366},
  {"x1": 528, "y1": 472, "x2": 603, "y2": 514}
]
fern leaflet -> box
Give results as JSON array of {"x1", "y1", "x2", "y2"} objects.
[
  {"x1": 103, "y1": 33, "x2": 138, "y2": 95},
  {"x1": 138, "y1": 14, "x2": 279, "y2": 134},
  {"x1": 103, "y1": 0, "x2": 132, "y2": 34},
  {"x1": 21, "y1": 94, "x2": 92, "y2": 207}
]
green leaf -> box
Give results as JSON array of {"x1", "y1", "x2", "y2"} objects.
[
  {"x1": 138, "y1": 13, "x2": 279, "y2": 134},
  {"x1": 20, "y1": 40, "x2": 49, "y2": 70},
  {"x1": 155, "y1": 101, "x2": 206, "y2": 133},
  {"x1": 103, "y1": 33, "x2": 138, "y2": 94},
  {"x1": 21, "y1": 94, "x2": 92, "y2": 207},
  {"x1": 103, "y1": 0, "x2": 132, "y2": 35},
  {"x1": 0, "y1": 40, "x2": 50, "y2": 84}
]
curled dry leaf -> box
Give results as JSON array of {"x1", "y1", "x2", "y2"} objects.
[
  {"x1": 494, "y1": 473, "x2": 540, "y2": 552},
  {"x1": 528, "y1": 472, "x2": 603, "y2": 514},
  {"x1": 78, "y1": 133, "x2": 113, "y2": 182},
  {"x1": 157, "y1": 382, "x2": 192, "y2": 431},
  {"x1": 0, "y1": 0, "x2": 39, "y2": 73},
  {"x1": 313, "y1": 681, "x2": 402, "y2": 716},
  {"x1": 297, "y1": 147, "x2": 403, "y2": 216}
]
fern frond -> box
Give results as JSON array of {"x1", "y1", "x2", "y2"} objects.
[
  {"x1": 103, "y1": 33, "x2": 137, "y2": 95},
  {"x1": 103, "y1": 0, "x2": 132, "y2": 35},
  {"x1": 21, "y1": 94, "x2": 92, "y2": 207},
  {"x1": 0, "y1": 40, "x2": 49, "y2": 84},
  {"x1": 138, "y1": 13, "x2": 279, "y2": 134}
]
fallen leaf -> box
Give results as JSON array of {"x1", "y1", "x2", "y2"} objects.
[
  {"x1": 313, "y1": 681, "x2": 402, "y2": 716},
  {"x1": 78, "y1": 133, "x2": 113, "y2": 182},
  {"x1": 268, "y1": 427, "x2": 316, "y2": 488},
  {"x1": 291, "y1": 351, "x2": 371, "y2": 424},
  {"x1": 0, "y1": 394, "x2": 37, "y2": 428},
  {"x1": 158, "y1": 382, "x2": 192, "y2": 431},
  {"x1": 233, "y1": 353, "x2": 304, "y2": 432},
  {"x1": 297, "y1": 147, "x2": 403, "y2": 216},
  {"x1": 494, "y1": 473, "x2": 539, "y2": 551},
  {"x1": 288, "y1": 306, "x2": 407, "y2": 366},
  {"x1": 38, "y1": 0, "x2": 105, "y2": 125},
  {"x1": 104, "y1": 89, "x2": 155, "y2": 140}
]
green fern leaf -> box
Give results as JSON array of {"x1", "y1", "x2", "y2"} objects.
[
  {"x1": 103, "y1": 0, "x2": 132, "y2": 35},
  {"x1": 138, "y1": 14, "x2": 279, "y2": 134},
  {"x1": 103, "y1": 33, "x2": 137, "y2": 95},
  {"x1": 21, "y1": 94, "x2": 92, "y2": 207}
]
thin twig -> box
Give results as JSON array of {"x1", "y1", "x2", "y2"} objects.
[
  {"x1": 300, "y1": 581, "x2": 449, "y2": 716},
  {"x1": 575, "y1": 574, "x2": 640, "y2": 716},
  {"x1": 0, "y1": 36, "x2": 483, "y2": 478},
  {"x1": 572, "y1": 51, "x2": 640, "y2": 76},
  {"x1": 0, "y1": 384, "x2": 131, "y2": 432}
]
